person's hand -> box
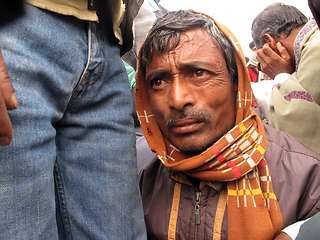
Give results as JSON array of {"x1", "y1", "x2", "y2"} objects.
[
  {"x1": 256, "y1": 42, "x2": 293, "y2": 79},
  {"x1": 0, "y1": 46, "x2": 17, "y2": 145},
  {"x1": 274, "y1": 232, "x2": 292, "y2": 240}
]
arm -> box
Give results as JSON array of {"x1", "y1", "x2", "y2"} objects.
[
  {"x1": 256, "y1": 42, "x2": 293, "y2": 79},
  {"x1": 0, "y1": 46, "x2": 17, "y2": 145}
]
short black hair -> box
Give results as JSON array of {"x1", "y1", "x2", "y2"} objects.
[{"x1": 249, "y1": 41, "x2": 255, "y2": 50}]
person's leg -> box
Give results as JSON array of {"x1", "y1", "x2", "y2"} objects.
[
  {"x1": 0, "y1": 5, "x2": 85, "y2": 239},
  {"x1": 54, "y1": 20, "x2": 146, "y2": 239},
  {"x1": 0, "y1": 5, "x2": 146, "y2": 239}
]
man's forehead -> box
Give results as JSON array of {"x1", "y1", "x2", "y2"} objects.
[
  {"x1": 173, "y1": 28, "x2": 213, "y2": 48},
  {"x1": 145, "y1": 30, "x2": 228, "y2": 82},
  {"x1": 146, "y1": 29, "x2": 217, "y2": 66}
]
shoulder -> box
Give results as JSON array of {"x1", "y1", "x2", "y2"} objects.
[
  {"x1": 264, "y1": 124, "x2": 320, "y2": 226},
  {"x1": 300, "y1": 27, "x2": 320, "y2": 58},
  {"x1": 139, "y1": 155, "x2": 163, "y2": 177},
  {"x1": 139, "y1": 156, "x2": 170, "y2": 189},
  {"x1": 138, "y1": 156, "x2": 176, "y2": 209},
  {"x1": 264, "y1": 122, "x2": 320, "y2": 195},
  {"x1": 304, "y1": 27, "x2": 320, "y2": 47},
  {"x1": 264, "y1": 123, "x2": 320, "y2": 161},
  {"x1": 264, "y1": 123, "x2": 320, "y2": 191}
]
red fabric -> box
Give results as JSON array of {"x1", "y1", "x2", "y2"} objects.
[{"x1": 248, "y1": 66, "x2": 259, "y2": 82}]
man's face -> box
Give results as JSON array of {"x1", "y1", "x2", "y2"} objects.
[
  {"x1": 145, "y1": 28, "x2": 237, "y2": 155},
  {"x1": 251, "y1": 46, "x2": 257, "y2": 52}
]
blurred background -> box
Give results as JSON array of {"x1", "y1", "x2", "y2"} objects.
[{"x1": 158, "y1": 0, "x2": 312, "y2": 56}]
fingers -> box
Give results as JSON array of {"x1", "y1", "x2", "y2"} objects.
[
  {"x1": 256, "y1": 43, "x2": 280, "y2": 63},
  {"x1": 256, "y1": 44, "x2": 279, "y2": 79},
  {"x1": 256, "y1": 43, "x2": 293, "y2": 79},
  {"x1": 0, "y1": 46, "x2": 15, "y2": 145},
  {"x1": 276, "y1": 42, "x2": 291, "y2": 62},
  {"x1": 0, "y1": 89, "x2": 13, "y2": 146},
  {"x1": 0, "y1": 46, "x2": 17, "y2": 110}
]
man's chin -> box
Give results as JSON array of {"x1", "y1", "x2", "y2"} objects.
[
  {"x1": 172, "y1": 141, "x2": 212, "y2": 156},
  {"x1": 168, "y1": 132, "x2": 226, "y2": 156},
  {"x1": 165, "y1": 129, "x2": 229, "y2": 155}
]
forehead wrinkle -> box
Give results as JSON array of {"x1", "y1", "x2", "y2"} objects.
[
  {"x1": 169, "y1": 36, "x2": 226, "y2": 72},
  {"x1": 146, "y1": 29, "x2": 227, "y2": 78}
]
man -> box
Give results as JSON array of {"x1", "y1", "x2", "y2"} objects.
[
  {"x1": 0, "y1": 0, "x2": 146, "y2": 239},
  {"x1": 135, "y1": 10, "x2": 320, "y2": 240},
  {"x1": 293, "y1": 4, "x2": 320, "y2": 240},
  {"x1": 247, "y1": 41, "x2": 259, "y2": 83},
  {"x1": 271, "y1": 2, "x2": 320, "y2": 240},
  {"x1": 251, "y1": 3, "x2": 320, "y2": 154}
]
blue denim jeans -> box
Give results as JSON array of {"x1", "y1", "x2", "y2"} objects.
[{"x1": 0, "y1": 4, "x2": 146, "y2": 240}]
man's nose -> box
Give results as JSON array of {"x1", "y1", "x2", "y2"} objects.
[{"x1": 168, "y1": 79, "x2": 195, "y2": 111}]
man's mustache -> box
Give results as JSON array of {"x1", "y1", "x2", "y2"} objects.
[{"x1": 165, "y1": 109, "x2": 211, "y2": 127}]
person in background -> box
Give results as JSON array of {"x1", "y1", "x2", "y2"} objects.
[
  {"x1": 247, "y1": 41, "x2": 259, "y2": 82},
  {"x1": 248, "y1": 40, "x2": 272, "y2": 123},
  {"x1": 135, "y1": 10, "x2": 320, "y2": 240},
  {"x1": 246, "y1": 40, "x2": 272, "y2": 122},
  {"x1": 122, "y1": 0, "x2": 161, "y2": 70},
  {"x1": 122, "y1": 0, "x2": 166, "y2": 171},
  {"x1": 273, "y1": 1, "x2": 320, "y2": 239},
  {"x1": 246, "y1": 41, "x2": 260, "y2": 110},
  {"x1": 251, "y1": 3, "x2": 320, "y2": 154},
  {"x1": 0, "y1": 0, "x2": 147, "y2": 239}
]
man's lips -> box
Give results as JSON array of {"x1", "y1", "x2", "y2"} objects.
[{"x1": 167, "y1": 118, "x2": 204, "y2": 134}]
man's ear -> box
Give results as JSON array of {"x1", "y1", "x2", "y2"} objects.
[{"x1": 262, "y1": 33, "x2": 277, "y2": 50}]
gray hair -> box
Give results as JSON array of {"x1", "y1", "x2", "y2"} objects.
[
  {"x1": 251, "y1": 3, "x2": 308, "y2": 49},
  {"x1": 139, "y1": 10, "x2": 238, "y2": 84}
]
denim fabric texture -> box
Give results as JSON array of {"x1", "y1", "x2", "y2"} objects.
[{"x1": 0, "y1": 4, "x2": 146, "y2": 240}]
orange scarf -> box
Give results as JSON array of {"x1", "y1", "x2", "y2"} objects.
[{"x1": 135, "y1": 13, "x2": 283, "y2": 240}]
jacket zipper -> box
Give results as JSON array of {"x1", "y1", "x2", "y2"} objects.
[{"x1": 195, "y1": 189, "x2": 201, "y2": 240}]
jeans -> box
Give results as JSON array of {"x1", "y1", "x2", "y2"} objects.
[{"x1": 0, "y1": 4, "x2": 146, "y2": 240}]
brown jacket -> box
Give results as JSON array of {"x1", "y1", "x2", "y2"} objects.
[{"x1": 139, "y1": 124, "x2": 320, "y2": 240}]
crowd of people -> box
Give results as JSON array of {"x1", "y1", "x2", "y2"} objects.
[{"x1": 1, "y1": 1, "x2": 320, "y2": 240}]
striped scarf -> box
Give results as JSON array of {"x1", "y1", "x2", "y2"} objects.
[{"x1": 135, "y1": 12, "x2": 283, "y2": 240}]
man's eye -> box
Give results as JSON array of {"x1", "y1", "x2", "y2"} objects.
[
  {"x1": 151, "y1": 79, "x2": 162, "y2": 86},
  {"x1": 150, "y1": 79, "x2": 163, "y2": 88},
  {"x1": 194, "y1": 69, "x2": 205, "y2": 77}
]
